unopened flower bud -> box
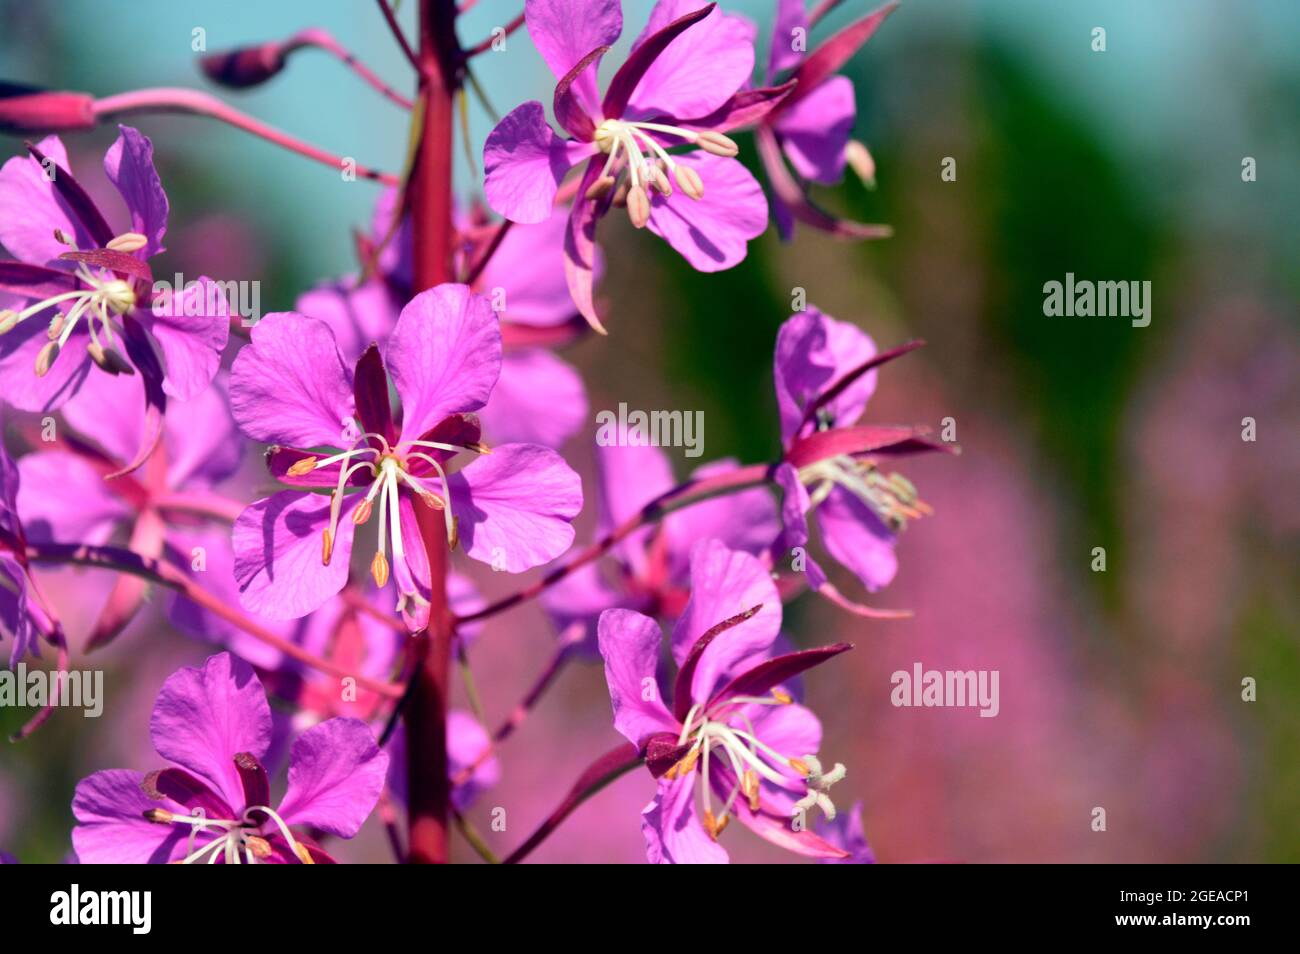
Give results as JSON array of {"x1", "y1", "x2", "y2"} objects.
[
  {"x1": 0, "y1": 86, "x2": 95, "y2": 135},
  {"x1": 200, "y1": 43, "x2": 288, "y2": 89},
  {"x1": 694, "y1": 131, "x2": 739, "y2": 158},
  {"x1": 674, "y1": 164, "x2": 704, "y2": 200}
]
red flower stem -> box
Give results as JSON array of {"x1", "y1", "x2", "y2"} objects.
[
  {"x1": 91, "y1": 88, "x2": 401, "y2": 186},
  {"x1": 287, "y1": 28, "x2": 415, "y2": 109},
  {"x1": 404, "y1": 0, "x2": 461, "y2": 866},
  {"x1": 455, "y1": 462, "x2": 772, "y2": 626},
  {"x1": 23, "y1": 542, "x2": 403, "y2": 699}
]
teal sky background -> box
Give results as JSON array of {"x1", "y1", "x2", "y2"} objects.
[{"x1": 2, "y1": 0, "x2": 1295, "y2": 281}]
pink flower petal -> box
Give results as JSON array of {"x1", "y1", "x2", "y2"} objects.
[
  {"x1": 232, "y1": 490, "x2": 358, "y2": 620},
  {"x1": 624, "y1": 0, "x2": 756, "y2": 121},
  {"x1": 103, "y1": 125, "x2": 169, "y2": 257},
  {"x1": 596, "y1": 608, "x2": 676, "y2": 747},
  {"x1": 148, "y1": 274, "x2": 230, "y2": 401},
  {"x1": 149, "y1": 652, "x2": 273, "y2": 813},
  {"x1": 669, "y1": 539, "x2": 781, "y2": 703},
  {"x1": 525, "y1": 0, "x2": 623, "y2": 111},
  {"x1": 478, "y1": 348, "x2": 587, "y2": 447},
  {"x1": 642, "y1": 775, "x2": 729, "y2": 864},
  {"x1": 447, "y1": 443, "x2": 582, "y2": 572},
  {"x1": 276, "y1": 717, "x2": 388, "y2": 838},
  {"x1": 384, "y1": 284, "x2": 501, "y2": 441},
  {"x1": 484, "y1": 101, "x2": 593, "y2": 225},
  {"x1": 230, "y1": 311, "x2": 355, "y2": 449},
  {"x1": 646, "y1": 153, "x2": 767, "y2": 272}
]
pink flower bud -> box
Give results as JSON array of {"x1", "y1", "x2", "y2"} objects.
[
  {"x1": 0, "y1": 85, "x2": 95, "y2": 134},
  {"x1": 199, "y1": 43, "x2": 288, "y2": 89}
]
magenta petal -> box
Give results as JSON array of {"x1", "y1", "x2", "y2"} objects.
[
  {"x1": 384, "y1": 284, "x2": 500, "y2": 441},
  {"x1": 767, "y1": 0, "x2": 809, "y2": 77},
  {"x1": 563, "y1": 160, "x2": 607, "y2": 330},
  {"x1": 16, "y1": 451, "x2": 130, "y2": 544},
  {"x1": 646, "y1": 153, "x2": 767, "y2": 272},
  {"x1": 447, "y1": 443, "x2": 582, "y2": 572},
  {"x1": 596, "y1": 608, "x2": 676, "y2": 747},
  {"x1": 815, "y1": 485, "x2": 898, "y2": 591},
  {"x1": 595, "y1": 439, "x2": 675, "y2": 577},
  {"x1": 61, "y1": 365, "x2": 144, "y2": 467},
  {"x1": 774, "y1": 307, "x2": 877, "y2": 443},
  {"x1": 670, "y1": 539, "x2": 781, "y2": 703},
  {"x1": 0, "y1": 136, "x2": 91, "y2": 265},
  {"x1": 71, "y1": 769, "x2": 191, "y2": 864},
  {"x1": 103, "y1": 125, "x2": 169, "y2": 257},
  {"x1": 232, "y1": 490, "x2": 358, "y2": 620},
  {"x1": 296, "y1": 278, "x2": 398, "y2": 365},
  {"x1": 775, "y1": 75, "x2": 855, "y2": 184},
  {"x1": 482, "y1": 210, "x2": 590, "y2": 327},
  {"x1": 662, "y1": 458, "x2": 779, "y2": 577},
  {"x1": 642, "y1": 775, "x2": 729, "y2": 864},
  {"x1": 525, "y1": 0, "x2": 623, "y2": 110},
  {"x1": 230, "y1": 311, "x2": 355, "y2": 448},
  {"x1": 149, "y1": 652, "x2": 272, "y2": 812},
  {"x1": 148, "y1": 275, "x2": 230, "y2": 400},
  {"x1": 276, "y1": 717, "x2": 388, "y2": 838},
  {"x1": 623, "y1": 1, "x2": 756, "y2": 121},
  {"x1": 163, "y1": 380, "x2": 242, "y2": 490},
  {"x1": 483, "y1": 101, "x2": 593, "y2": 225},
  {"x1": 478, "y1": 348, "x2": 587, "y2": 447},
  {"x1": 0, "y1": 302, "x2": 92, "y2": 411}
]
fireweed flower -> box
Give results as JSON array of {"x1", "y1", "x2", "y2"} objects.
[
  {"x1": 543, "y1": 437, "x2": 777, "y2": 655},
  {"x1": 597, "y1": 538, "x2": 851, "y2": 862},
  {"x1": 0, "y1": 439, "x2": 36, "y2": 664},
  {"x1": 484, "y1": 0, "x2": 784, "y2": 329},
  {"x1": 16, "y1": 371, "x2": 241, "y2": 649},
  {"x1": 71, "y1": 652, "x2": 387, "y2": 863},
  {"x1": 756, "y1": 0, "x2": 895, "y2": 239},
  {"x1": 229, "y1": 283, "x2": 583, "y2": 630},
  {"x1": 771, "y1": 306, "x2": 944, "y2": 612},
  {"x1": 298, "y1": 191, "x2": 592, "y2": 447},
  {"x1": 0, "y1": 128, "x2": 229, "y2": 473}
]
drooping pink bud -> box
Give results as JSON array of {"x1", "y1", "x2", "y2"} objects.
[
  {"x1": 0, "y1": 84, "x2": 95, "y2": 134},
  {"x1": 199, "y1": 43, "x2": 288, "y2": 89}
]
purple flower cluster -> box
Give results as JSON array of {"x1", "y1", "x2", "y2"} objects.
[{"x1": 0, "y1": 0, "x2": 942, "y2": 865}]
